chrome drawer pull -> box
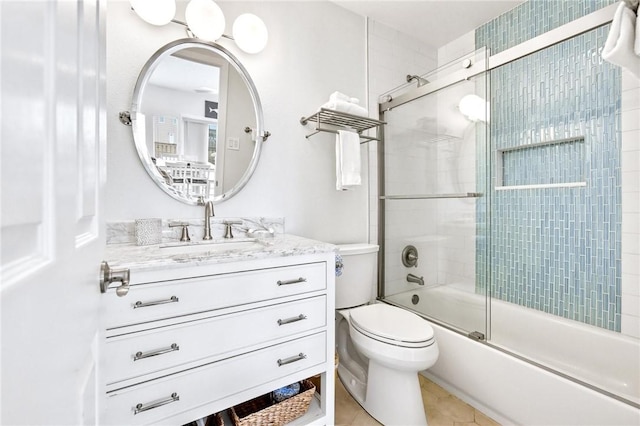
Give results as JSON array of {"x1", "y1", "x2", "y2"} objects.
[
  {"x1": 277, "y1": 352, "x2": 307, "y2": 367},
  {"x1": 277, "y1": 314, "x2": 307, "y2": 326},
  {"x1": 133, "y1": 296, "x2": 179, "y2": 309},
  {"x1": 277, "y1": 277, "x2": 307, "y2": 286},
  {"x1": 134, "y1": 392, "x2": 179, "y2": 415},
  {"x1": 134, "y1": 343, "x2": 179, "y2": 361}
]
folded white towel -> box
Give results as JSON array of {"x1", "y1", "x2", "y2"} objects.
[
  {"x1": 321, "y1": 99, "x2": 368, "y2": 117},
  {"x1": 330, "y1": 91, "x2": 360, "y2": 105},
  {"x1": 336, "y1": 130, "x2": 361, "y2": 191},
  {"x1": 602, "y1": 2, "x2": 640, "y2": 78}
]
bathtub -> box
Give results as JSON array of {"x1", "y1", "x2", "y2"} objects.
[{"x1": 384, "y1": 286, "x2": 640, "y2": 425}]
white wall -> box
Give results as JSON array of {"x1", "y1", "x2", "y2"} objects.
[
  {"x1": 366, "y1": 19, "x2": 438, "y2": 295},
  {"x1": 366, "y1": 20, "x2": 438, "y2": 247},
  {"x1": 621, "y1": 69, "x2": 640, "y2": 339},
  {"x1": 107, "y1": 0, "x2": 368, "y2": 244}
]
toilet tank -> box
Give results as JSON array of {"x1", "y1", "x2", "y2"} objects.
[{"x1": 335, "y1": 243, "x2": 379, "y2": 309}]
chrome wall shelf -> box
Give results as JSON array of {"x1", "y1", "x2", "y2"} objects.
[
  {"x1": 380, "y1": 193, "x2": 482, "y2": 200},
  {"x1": 300, "y1": 108, "x2": 385, "y2": 143}
]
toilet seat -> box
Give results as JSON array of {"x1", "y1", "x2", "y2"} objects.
[{"x1": 349, "y1": 304, "x2": 435, "y2": 348}]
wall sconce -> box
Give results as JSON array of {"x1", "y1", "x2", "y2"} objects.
[
  {"x1": 129, "y1": 0, "x2": 268, "y2": 54},
  {"x1": 130, "y1": 0, "x2": 176, "y2": 25},
  {"x1": 458, "y1": 94, "x2": 489, "y2": 122}
]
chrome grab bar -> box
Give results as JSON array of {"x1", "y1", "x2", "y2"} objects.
[
  {"x1": 134, "y1": 343, "x2": 179, "y2": 361},
  {"x1": 134, "y1": 392, "x2": 179, "y2": 415},
  {"x1": 277, "y1": 314, "x2": 307, "y2": 326},
  {"x1": 277, "y1": 277, "x2": 307, "y2": 286},
  {"x1": 133, "y1": 296, "x2": 179, "y2": 309},
  {"x1": 277, "y1": 353, "x2": 307, "y2": 367}
]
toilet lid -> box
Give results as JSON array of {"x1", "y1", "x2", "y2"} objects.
[{"x1": 349, "y1": 304, "x2": 434, "y2": 347}]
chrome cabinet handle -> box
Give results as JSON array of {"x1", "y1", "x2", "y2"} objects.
[
  {"x1": 277, "y1": 314, "x2": 307, "y2": 326},
  {"x1": 133, "y1": 296, "x2": 179, "y2": 309},
  {"x1": 277, "y1": 352, "x2": 307, "y2": 367},
  {"x1": 134, "y1": 392, "x2": 179, "y2": 415},
  {"x1": 277, "y1": 277, "x2": 307, "y2": 286},
  {"x1": 134, "y1": 343, "x2": 179, "y2": 361}
]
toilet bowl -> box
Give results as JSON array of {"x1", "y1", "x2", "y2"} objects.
[
  {"x1": 334, "y1": 244, "x2": 439, "y2": 426},
  {"x1": 337, "y1": 305, "x2": 438, "y2": 426}
]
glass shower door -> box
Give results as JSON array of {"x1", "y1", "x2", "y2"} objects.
[{"x1": 378, "y1": 49, "x2": 490, "y2": 338}]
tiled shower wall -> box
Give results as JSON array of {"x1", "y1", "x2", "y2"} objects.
[
  {"x1": 366, "y1": 0, "x2": 639, "y2": 337},
  {"x1": 475, "y1": 0, "x2": 635, "y2": 333}
]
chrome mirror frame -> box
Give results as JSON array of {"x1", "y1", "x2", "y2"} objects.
[{"x1": 129, "y1": 38, "x2": 266, "y2": 205}]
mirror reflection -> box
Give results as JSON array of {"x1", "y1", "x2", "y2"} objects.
[{"x1": 131, "y1": 40, "x2": 263, "y2": 204}]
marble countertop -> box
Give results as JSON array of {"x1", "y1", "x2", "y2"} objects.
[{"x1": 105, "y1": 234, "x2": 337, "y2": 272}]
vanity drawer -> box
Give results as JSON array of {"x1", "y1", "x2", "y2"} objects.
[
  {"x1": 104, "y1": 262, "x2": 327, "y2": 329},
  {"x1": 102, "y1": 332, "x2": 326, "y2": 426},
  {"x1": 105, "y1": 296, "x2": 327, "y2": 385}
]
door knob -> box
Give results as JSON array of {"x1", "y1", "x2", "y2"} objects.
[{"x1": 100, "y1": 261, "x2": 130, "y2": 297}]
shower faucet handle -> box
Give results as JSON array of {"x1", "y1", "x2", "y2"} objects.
[{"x1": 402, "y1": 245, "x2": 419, "y2": 267}]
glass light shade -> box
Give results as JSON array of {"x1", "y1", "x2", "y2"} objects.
[
  {"x1": 185, "y1": 0, "x2": 226, "y2": 42},
  {"x1": 232, "y1": 14, "x2": 268, "y2": 54},
  {"x1": 458, "y1": 94, "x2": 489, "y2": 122},
  {"x1": 129, "y1": 0, "x2": 176, "y2": 26}
]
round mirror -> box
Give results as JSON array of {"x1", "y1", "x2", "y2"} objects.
[{"x1": 130, "y1": 39, "x2": 265, "y2": 205}]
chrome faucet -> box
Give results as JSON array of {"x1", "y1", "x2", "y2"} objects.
[
  {"x1": 203, "y1": 200, "x2": 215, "y2": 240},
  {"x1": 407, "y1": 273, "x2": 424, "y2": 286}
]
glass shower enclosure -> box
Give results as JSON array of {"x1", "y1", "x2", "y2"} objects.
[
  {"x1": 378, "y1": 48, "x2": 491, "y2": 339},
  {"x1": 377, "y1": 22, "x2": 638, "y2": 407}
]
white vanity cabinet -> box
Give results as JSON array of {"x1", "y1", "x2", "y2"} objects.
[{"x1": 99, "y1": 249, "x2": 335, "y2": 426}]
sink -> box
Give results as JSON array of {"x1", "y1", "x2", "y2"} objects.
[{"x1": 159, "y1": 239, "x2": 261, "y2": 255}]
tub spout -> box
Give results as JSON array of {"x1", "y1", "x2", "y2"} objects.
[{"x1": 407, "y1": 273, "x2": 424, "y2": 286}]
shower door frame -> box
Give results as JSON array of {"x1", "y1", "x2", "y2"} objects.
[{"x1": 378, "y1": 3, "x2": 617, "y2": 113}]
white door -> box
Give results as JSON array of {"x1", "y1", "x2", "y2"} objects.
[{"x1": 1, "y1": 1, "x2": 106, "y2": 424}]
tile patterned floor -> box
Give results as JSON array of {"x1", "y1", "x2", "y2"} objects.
[{"x1": 335, "y1": 374, "x2": 501, "y2": 426}]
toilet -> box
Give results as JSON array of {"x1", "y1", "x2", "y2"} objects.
[{"x1": 335, "y1": 244, "x2": 438, "y2": 426}]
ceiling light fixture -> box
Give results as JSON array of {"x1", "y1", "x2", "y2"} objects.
[{"x1": 129, "y1": 0, "x2": 268, "y2": 54}]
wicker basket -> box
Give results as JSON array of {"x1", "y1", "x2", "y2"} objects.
[
  {"x1": 205, "y1": 413, "x2": 224, "y2": 426},
  {"x1": 229, "y1": 380, "x2": 316, "y2": 426}
]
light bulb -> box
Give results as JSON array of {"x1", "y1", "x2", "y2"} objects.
[
  {"x1": 129, "y1": 0, "x2": 176, "y2": 26},
  {"x1": 185, "y1": 0, "x2": 226, "y2": 42},
  {"x1": 232, "y1": 14, "x2": 268, "y2": 54}
]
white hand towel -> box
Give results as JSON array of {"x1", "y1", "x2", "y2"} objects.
[
  {"x1": 336, "y1": 130, "x2": 361, "y2": 191},
  {"x1": 602, "y1": 2, "x2": 640, "y2": 78}
]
